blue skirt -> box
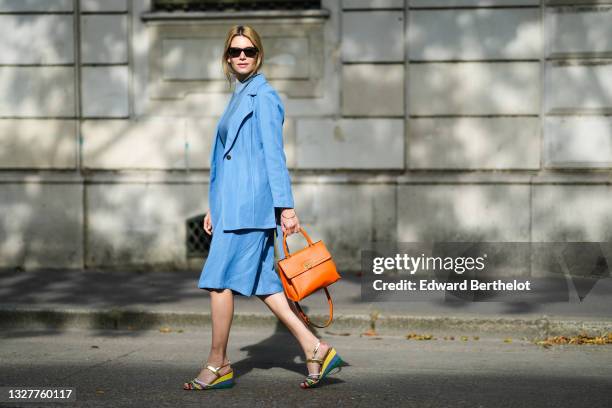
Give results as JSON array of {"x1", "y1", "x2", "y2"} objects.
[{"x1": 198, "y1": 216, "x2": 284, "y2": 296}]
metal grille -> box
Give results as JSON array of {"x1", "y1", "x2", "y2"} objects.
[
  {"x1": 153, "y1": 0, "x2": 321, "y2": 12},
  {"x1": 186, "y1": 214, "x2": 212, "y2": 258}
]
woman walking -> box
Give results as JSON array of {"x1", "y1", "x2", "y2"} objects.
[{"x1": 183, "y1": 25, "x2": 342, "y2": 391}]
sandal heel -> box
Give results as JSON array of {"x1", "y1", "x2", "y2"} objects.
[
  {"x1": 320, "y1": 348, "x2": 342, "y2": 379},
  {"x1": 300, "y1": 344, "x2": 342, "y2": 389},
  {"x1": 211, "y1": 376, "x2": 235, "y2": 389},
  {"x1": 209, "y1": 371, "x2": 235, "y2": 389}
]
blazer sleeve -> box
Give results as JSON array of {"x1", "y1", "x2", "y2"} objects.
[{"x1": 256, "y1": 89, "x2": 295, "y2": 209}]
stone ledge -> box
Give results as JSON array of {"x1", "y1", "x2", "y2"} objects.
[
  {"x1": 1, "y1": 307, "x2": 611, "y2": 337},
  {"x1": 141, "y1": 9, "x2": 331, "y2": 22},
  {"x1": 2, "y1": 170, "x2": 612, "y2": 185}
]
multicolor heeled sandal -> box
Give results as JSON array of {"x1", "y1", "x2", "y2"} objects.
[
  {"x1": 183, "y1": 360, "x2": 235, "y2": 390},
  {"x1": 299, "y1": 341, "x2": 343, "y2": 389}
]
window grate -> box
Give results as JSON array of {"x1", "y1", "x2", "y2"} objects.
[
  {"x1": 153, "y1": 0, "x2": 321, "y2": 12},
  {"x1": 186, "y1": 214, "x2": 212, "y2": 258}
]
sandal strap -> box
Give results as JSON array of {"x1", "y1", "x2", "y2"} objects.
[
  {"x1": 305, "y1": 341, "x2": 327, "y2": 364},
  {"x1": 306, "y1": 358, "x2": 324, "y2": 364},
  {"x1": 311, "y1": 341, "x2": 321, "y2": 360},
  {"x1": 302, "y1": 375, "x2": 321, "y2": 386},
  {"x1": 204, "y1": 360, "x2": 231, "y2": 377},
  {"x1": 193, "y1": 378, "x2": 210, "y2": 388},
  {"x1": 302, "y1": 341, "x2": 328, "y2": 384},
  {"x1": 205, "y1": 365, "x2": 221, "y2": 376}
]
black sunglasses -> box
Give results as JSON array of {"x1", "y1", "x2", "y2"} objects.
[{"x1": 227, "y1": 47, "x2": 259, "y2": 58}]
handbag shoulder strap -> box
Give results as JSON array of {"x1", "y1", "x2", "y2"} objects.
[{"x1": 293, "y1": 288, "x2": 334, "y2": 328}]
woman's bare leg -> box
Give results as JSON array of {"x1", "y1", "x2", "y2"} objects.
[
  {"x1": 257, "y1": 292, "x2": 330, "y2": 376},
  {"x1": 195, "y1": 289, "x2": 234, "y2": 384}
]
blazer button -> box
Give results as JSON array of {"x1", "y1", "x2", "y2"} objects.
[{"x1": 225, "y1": 154, "x2": 231, "y2": 160}]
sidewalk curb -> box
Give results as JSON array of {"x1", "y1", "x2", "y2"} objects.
[{"x1": 2, "y1": 307, "x2": 611, "y2": 338}]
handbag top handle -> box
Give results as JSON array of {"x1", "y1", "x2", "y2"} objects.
[{"x1": 282, "y1": 228, "x2": 314, "y2": 259}]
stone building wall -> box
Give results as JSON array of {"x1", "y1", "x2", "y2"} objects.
[{"x1": 1, "y1": 0, "x2": 611, "y2": 271}]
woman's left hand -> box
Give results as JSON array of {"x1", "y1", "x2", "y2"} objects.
[{"x1": 280, "y1": 208, "x2": 301, "y2": 235}]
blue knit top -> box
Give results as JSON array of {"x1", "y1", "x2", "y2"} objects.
[{"x1": 218, "y1": 73, "x2": 261, "y2": 147}]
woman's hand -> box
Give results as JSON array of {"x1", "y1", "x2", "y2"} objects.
[
  {"x1": 280, "y1": 208, "x2": 300, "y2": 235},
  {"x1": 203, "y1": 211, "x2": 213, "y2": 235}
]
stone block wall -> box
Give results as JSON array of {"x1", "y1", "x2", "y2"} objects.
[{"x1": 1, "y1": 0, "x2": 611, "y2": 271}]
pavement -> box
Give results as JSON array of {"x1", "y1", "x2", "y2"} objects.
[
  {"x1": 1, "y1": 326, "x2": 612, "y2": 408},
  {"x1": 1, "y1": 268, "x2": 612, "y2": 337}
]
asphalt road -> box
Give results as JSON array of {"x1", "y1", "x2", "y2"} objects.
[{"x1": 1, "y1": 325, "x2": 611, "y2": 408}]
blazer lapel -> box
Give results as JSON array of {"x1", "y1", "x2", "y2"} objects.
[
  {"x1": 222, "y1": 73, "x2": 266, "y2": 156},
  {"x1": 209, "y1": 86, "x2": 240, "y2": 176},
  {"x1": 209, "y1": 120, "x2": 220, "y2": 180}
]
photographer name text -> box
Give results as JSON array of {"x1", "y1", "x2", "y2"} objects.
[{"x1": 372, "y1": 279, "x2": 531, "y2": 291}]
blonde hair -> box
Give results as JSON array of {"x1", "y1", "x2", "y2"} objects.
[{"x1": 221, "y1": 25, "x2": 264, "y2": 86}]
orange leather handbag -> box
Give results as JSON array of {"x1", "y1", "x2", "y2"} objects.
[{"x1": 277, "y1": 228, "x2": 341, "y2": 328}]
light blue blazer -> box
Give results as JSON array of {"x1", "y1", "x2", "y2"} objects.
[{"x1": 209, "y1": 73, "x2": 295, "y2": 232}]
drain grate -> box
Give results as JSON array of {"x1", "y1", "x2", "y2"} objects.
[{"x1": 186, "y1": 213, "x2": 212, "y2": 258}]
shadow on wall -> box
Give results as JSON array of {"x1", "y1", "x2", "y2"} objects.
[
  {"x1": 1, "y1": 7, "x2": 612, "y2": 284},
  {"x1": 0, "y1": 8, "x2": 215, "y2": 270}
]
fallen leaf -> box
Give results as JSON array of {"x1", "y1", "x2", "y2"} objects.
[
  {"x1": 504, "y1": 338, "x2": 512, "y2": 343},
  {"x1": 159, "y1": 327, "x2": 172, "y2": 333},
  {"x1": 406, "y1": 333, "x2": 435, "y2": 341},
  {"x1": 534, "y1": 333, "x2": 612, "y2": 347}
]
